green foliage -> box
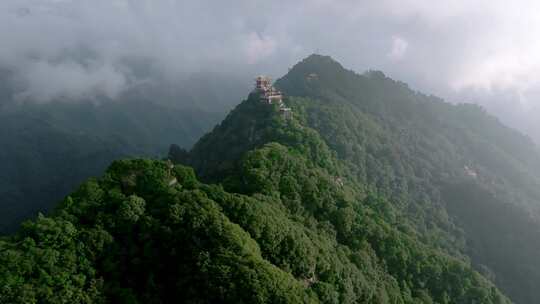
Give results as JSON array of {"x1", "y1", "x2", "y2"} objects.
[
  {"x1": 2, "y1": 54, "x2": 534, "y2": 303},
  {"x1": 0, "y1": 214, "x2": 105, "y2": 304},
  {"x1": 0, "y1": 151, "x2": 510, "y2": 303},
  {"x1": 273, "y1": 54, "x2": 540, "y2": 303},
  {"x1": 183, "y1": 92, "x2": 339, "y2": 183},
  {"x1": 1, "y1": 160, "x2": 319, "y2": 303},
  {"x1": 173, "y1": 72, "x2": 509, "y2": 302}
]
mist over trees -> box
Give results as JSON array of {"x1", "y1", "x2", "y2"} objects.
[
  {"x1": 0, "y1": 70, "x2": 247, "y2": 233},
  {"x1": 3, "y1": 0, "x2": 540, "y2": 143}
]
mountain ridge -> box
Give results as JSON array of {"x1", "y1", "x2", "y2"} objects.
[
  {"x1": 274, "y1": 54, "x2": 540, "y2": 303},
  {"x1": 173, "y1": 54, "x2": 540, "y2": 303},
  {"x1": 2, "y1": 54, "x2": 539, "y2": 303}
]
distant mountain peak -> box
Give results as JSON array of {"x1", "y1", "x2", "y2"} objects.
[
  {"x1": 285, "y1": 54, "x2": 347, "y2": 78},
  {"x1": 274, "y1": 54, "x2": 358, "y2": 102},
  {"x1": 301, "y1": 53, "x2": 342, "y2": 64}
]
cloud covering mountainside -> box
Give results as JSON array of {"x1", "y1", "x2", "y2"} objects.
[{"x1": 3, "y1": 0, "x2": 540, "y2": 141}]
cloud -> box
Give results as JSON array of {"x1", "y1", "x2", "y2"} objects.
[
  {"x1": 245, "y1": 33, "x2": 278, "y2": 64},
  {"x1": 15, "y1": 60, "x2": 127, "y2": 102},
  {"x1": 388, "y1": 36, "x2": 408, "y2": 61},
  {"x1": 3, "y1": 0, "x2": 540, "y2": 141},
  {"x1": 2, "y1": 0, "x2": 539, "y2": 95}
]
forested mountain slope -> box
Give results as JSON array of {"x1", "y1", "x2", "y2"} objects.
[
  {"x1": 2, "y1": 93, "x2": 510, "y2": 303},
  {"x1": 272, "y1": 55, "x2": 540, "y2": 304},
  {"x1": 178, "y1": 55, "x2": 540, "y2": 303},
  {"x1": 2, "y1": 54, "x2": 538, "y2": 303}
]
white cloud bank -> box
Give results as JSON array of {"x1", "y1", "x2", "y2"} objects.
[{"x1": 3, "y1": 0, "x2": 540, "y2": 142}]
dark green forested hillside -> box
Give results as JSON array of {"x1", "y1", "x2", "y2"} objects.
[
  {"x1": 1, "y1": 96, "x2": 510, "y2": 303},
  {"x1": 2, "y1": 54, "x2": 539, "y2": 303},
  {"x1": 180, "y1": 55, "x2": 540, "y2": 303},
  {"x1": 271, "y1": 55, "x2": 540, "y2": 304}
]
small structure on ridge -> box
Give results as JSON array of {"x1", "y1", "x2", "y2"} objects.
[
  {"x1": 254, "y1": 76, "x2": 291, "y2": 119},
  {"x1": 255, "y1": 76, "x2": 284, "y2": 105},
  {"x1": 280, "y1": 107, "x2": 292, "y2": 119}
]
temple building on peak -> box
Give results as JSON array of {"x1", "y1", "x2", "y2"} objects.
[
  {"x1": 255, "y1": 76, "x2": 283, "y2": 104},
  {"x1": 254, "y1": 76, "x2": 292, "y2": 119}
]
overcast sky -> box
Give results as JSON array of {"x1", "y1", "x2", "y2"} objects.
[{"x1": 2, "y1": 0, "x2": 540, "y2": 141}]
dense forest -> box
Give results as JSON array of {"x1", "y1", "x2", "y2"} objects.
[
  {"x1": 1, "y1": 104, "x2": 509, "y2": 303},
  {"x1": 179, "y1": 55, "x2": 540, "y2": 303},
  {"x1": 271, "y1": 55, "x2": 540, "y2": 304},
  {"x1": 2, "y1": 54, "x2": 540, "y2": 303}
]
